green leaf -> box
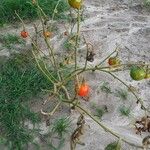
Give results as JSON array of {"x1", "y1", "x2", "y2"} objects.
[{"x1": 105, "y1": 140, "x2": 121, "y2": 150}]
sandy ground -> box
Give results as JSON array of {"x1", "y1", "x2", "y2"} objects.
[{"x1": 0, "y1": 0, "x2": 150, "y2": 150}]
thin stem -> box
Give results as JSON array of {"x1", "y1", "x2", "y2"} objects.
[
  {"x1": 96, "y1": 47, "x2": 119, "y2": 67},
  {"x1": 41, "y1": 101, "x2": 61, "y2": 116},
  {"x1": 77, "y1": 105, "x2": 144, "y2": 148},
  {"x1": 31, "y1": 38, "x2": 58, "y2": 82},
  {"x1": 36, "y1": 3, "x2": 47, "y2": 20},
  {"x1": 100, "y1": 70, "x2": 150, "y2": 113},
  {"x1": 37, "y1": 7, "x2": 57, "y2": 69},
  {"x1": 36, "y1": 2, "x2": 58, "y2": 70},
  {"x1": 75, "y1": 9, "x2": 81, "y2": 70},
  {"x1": 62, "y1": 100, "x2": 143, "y2": 149},
  {"x1": 32, "y1": 49, "x2": 55, "y2": 84},
  {"x1": 15, "y1": 11, "x2": 25, "y2": 30},
  {"x1": 62, "y1": 62, "x2": 149, "y2": 87},
  {"x1": 30, "y1": 35, "x2": 54, "y2": 67},
  {"x1": 82, "y1": 35, "x2": 89, "y2": 70},
  {"x1": 62, "y1": 86, "x2": 71, "y2": 100},
  {"x1": 50, "y1": 0, "x2": 62, "y2": 31},
  {"x1": 58, "y1": 64, "x2": 150, "y2": 113},
  {"x1": 44, "y1": 38, "x2": 58, "y2": 69},
  {"x1": 69, "y1": 9, "x2": 77, "y2": 35}
]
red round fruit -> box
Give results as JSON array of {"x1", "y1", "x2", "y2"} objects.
[
  {"x1": 21, "y1": 31, "x2": 29, "y2": 38},
  {"x1": 78, "y1": 83, "x2": 90, "y2": 97}
]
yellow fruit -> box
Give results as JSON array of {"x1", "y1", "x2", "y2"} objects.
[
  {"x1": 68, "y1": 0, "x2": 82, "y2": 9},
  {"x1": 145, "y1": 73, "x2": 150, "y2": 79}
]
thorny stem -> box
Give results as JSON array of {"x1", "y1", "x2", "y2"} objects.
[
  {"x1": 96, "y1": 45, "x2": 120, "y2": 67},
  {"x1": 41, "y1": 101, "x2": 61, "y2": 116},
  {"x1": 50, "y1": 0, "x2": 62, "y2": 31},
  {"x1": 78, "y1": 66, "x2": 149, "y2": 112},
  {"x1": 82, "y1": 35, "x2": 90, "y2": 70},
  {"x1": 43, "y1": 94, "x2": 55, "y2": 105},
  {"x1": 62, "y1": 86, "x2": 71, "y2": 100},
  {"x1": 100, "y1": 70, "x2": 150, "y2": 113},
  {"x1": 30, "y1": 37, "x2": 58, "y2": 82},
  {"x1": 41, "y1": 85, "x2": 71, "y2": 116},
  {"x1": 69, "y1": 9, "x2": 77, "y2": 35},
  {"x1": 62, "y1": 62, "x2": 150, "y2": 87},
  {"x1": 38, "y1": 6, "x2": 58, "y2": 69},
  {"x1": 57, "y1": 64, "x2": 150, "y2": 113},
  {"x1": 100, "y1": 63, "x2": 150, "y2": 71},
  {"x1": 15, "y1": 9, "x2": 54, "y2": 70},
  {"x1": 33, "y1": 24, "x2": 38, "y2": 44},
  {"x1": 77, "y1": 105, "x2": 143, "y2": 149},
  {"x1": 30, "y1": 35, "x2": 54, "y2": 67},
  {"x1": 31, "y1": 49, "x2": 55, "y2": 84},
  {"x1": 31, "y1": 36, "x2": 44, "y2": 57},
  {"x1": 35, "y1": 0, "x2": 67, "y2": 89},
  {"x1": 62, "y1": 100, "x2": 144, "y2": 149},
  {"x1": 45, "y1": 37, "x2": 58, "y2": 69}
]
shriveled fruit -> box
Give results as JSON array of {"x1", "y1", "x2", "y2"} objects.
[
  {"x1": 108, "y1": 57, "x2": 120, "y2": 66},
  {"x1": 78, "y1": 83, "x2": 90, "y2": 97},
  {"x1": 86, "y1": 51, "x2": 95, "y2": 62},
  {"x1": 21, "y1": 31, "x2": 29, "y2": 38},
  {"x1": 64, "y1": 31, "x2": 68, "y2": 36},
  {"x1": 68, "y1": 0, "x2": 82, "y2": 9},
  {"x1": 130, "y1": 66, "x2": 146, "y2": 81},
  {"x1": 43, "y1": 31, "x2": 52, "y2": 38}
]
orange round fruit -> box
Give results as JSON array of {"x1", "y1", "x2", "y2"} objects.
[
  {"x1": 21, "y1": 31, "x2": 29, "y2": 38},
  {"x1": 78, "y1": 83, "x2": 90, "y2": 97},
  {"x1": 68, "y1": 0, "x2": 82, "y2": 9},
  {"x1": 43, "y1": 31, "x2": 52, "y2": 38}
]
